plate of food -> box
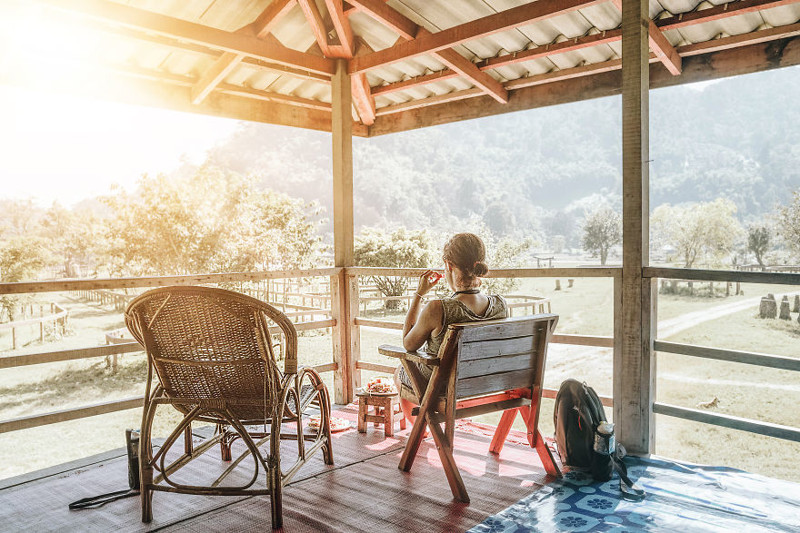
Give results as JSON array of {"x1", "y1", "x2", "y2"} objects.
[
  {"x1": 307, "y1": 415, "x2": 350, "y2": 432},
  {"x1": 358, "y1": 377, "x2": 397, "y2": 396}
]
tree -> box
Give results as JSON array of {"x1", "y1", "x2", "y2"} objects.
[
  {"x1": 0, "y1": 237, "x2": 47, "y2": 322},
  {"x1": 651, "y1": 198, "x2": 743, "y2": 268},
  {"x1": 354, "y1": 227, "x2": 437, "y2": 309},
  {"x1": 747, "y1": 224, "x2": 771, "y2": 269},
  {"x1": 778, "y1": 190, "x2": 800, "y2": 260},
  {"x1": 103, "y1": 166, "x2": 324, "y2": 276},
  {"x1": 39, "y1": 203, "x2": 108, "y2": 277},
  {"x1": 581, "y1": 207, "x2": 621, "y2": 265}
]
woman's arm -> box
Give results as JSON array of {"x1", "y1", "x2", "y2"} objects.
[{"x1": 403, "y1": 270, "x2": 443, "y2": 352}]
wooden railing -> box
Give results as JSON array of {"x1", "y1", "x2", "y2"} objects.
[
  {"x1": 0, "y1": 268, "x2": 342, "y2": 434},
  {"x1": 4, "y1": 264, "x2": 797, "y2": 448},
  {"x1": 644, "y1": 267, "x2": 800, "y2": 443},
  {"x1": 344, "y1": 266, "x2": 620, "y2": 406},
  {"x1": 0, "y1": 266, "x2": 619, "y2": 435}
]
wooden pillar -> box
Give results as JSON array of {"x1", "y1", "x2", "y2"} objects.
[
  {"x1": 615, "y1": 0, "x2": 656, "y2": 455},
  {"x1": 331, "y1": 59, "x2": 357, "y2": 405}
]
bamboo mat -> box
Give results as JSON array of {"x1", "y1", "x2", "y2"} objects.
[{"x1": 0, "y1": 406, "x2": 554, "y2": 532}]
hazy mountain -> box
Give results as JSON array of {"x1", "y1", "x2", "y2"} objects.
[{"x1": 204, "y1": 66, "x2": 800, "y2": 247}]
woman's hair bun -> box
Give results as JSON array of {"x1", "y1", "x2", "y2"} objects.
[{"x1": 473, "y1": 261, "x2": 489, "y2": 277}]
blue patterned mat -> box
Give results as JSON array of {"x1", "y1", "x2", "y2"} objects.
[{"x1": 469, "y1": 456, "x2": 800, "y2": 532}]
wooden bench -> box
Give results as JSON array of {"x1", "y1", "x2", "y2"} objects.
[{"x1": 379, "y1": 314, "x2": 561, "y2": 503}]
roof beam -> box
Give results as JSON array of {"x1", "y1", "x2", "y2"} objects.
[
  {"x1": 611, "y1": 0, "x2": 680, "y2": 75},
  {"x1": 350, "y1": 39, "x2": 376, "y2": 125},
  {"x1": 348, "y1": 0, "x2": 507, "y2": 103},
  {"x1": 656, "y1": 0, "x2": 800, "y2": 31},
  {"x1": 372, "y1": 0, "x2": 800, "y2": 97},
  {"x1": 372, "y1": 29, "x2": 621, "y2": 97},
  {"x1": 191, "y1": 1, "x2": 298, "y2": 105},
  {"x1": 367, "y1": 35, "x2": 800, "y2": 135},
  {"x1": 252, "y1": 0, "x2": 297, "y2": 38},
  {"x1": 325, "y1": 0, "x2": 355, "y2": 57},
  {"x1": 38, "y1": 0, "x2": 334, "y2": 76},
  {"x1": 349, "y1": 0, "x2": 603, "y2": 74}
]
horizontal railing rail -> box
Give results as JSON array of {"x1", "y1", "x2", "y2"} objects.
[
  {"x1": 644, "y1": 267, "x2": 800, "y2": 285},
  {"x1": 655, "y1": 340, "x2": 800, "y2": 372},
  {"x1": 0, "y1": 267, "x2": 342, "y2": 295},
  {"x1": 653, "y1": 403, "x2": 800, "y2": 442}
]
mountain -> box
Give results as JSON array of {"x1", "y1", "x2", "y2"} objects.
[{"x1": 203, "y1": 65, "x2": 800, "y2": 247}]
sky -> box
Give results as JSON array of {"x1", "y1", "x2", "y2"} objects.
[{"x1": 0, "y1": 85, "x2": 240, "y2": 207}]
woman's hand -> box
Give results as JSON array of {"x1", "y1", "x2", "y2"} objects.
[{"x1": 416, "y1": 269, "x2": 442, "y2": 297}]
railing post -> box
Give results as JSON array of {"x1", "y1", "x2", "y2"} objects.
[
  {"x1": 331, "y1": 271, "x2": 359, "y2": 404},
  {"x1": 618, "y1": 0, "x2": 656, "y2": 455}
]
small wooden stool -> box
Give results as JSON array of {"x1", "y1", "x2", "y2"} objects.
[{"x1": 356, "y1": 391, "x2": 406, "y2": 437}]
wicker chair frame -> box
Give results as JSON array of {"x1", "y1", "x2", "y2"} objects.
[{"x1": 125, "y1": 286, "x2": 333, "y2": 529}]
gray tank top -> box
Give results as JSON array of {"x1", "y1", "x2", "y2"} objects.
[
  {"x1": 425, "y1": 295, "x2": 509, "y2": 356},
  {"x1": 398, "y1": 294, "x2": 508, "y2": 390}
]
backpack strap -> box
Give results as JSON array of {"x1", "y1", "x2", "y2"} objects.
[
  {"x1": 68, "y1": 488, "x2": 139, "y2": 510},
  {"x1": 610, "y1": 448, "x2": 645, "y2": 500}
]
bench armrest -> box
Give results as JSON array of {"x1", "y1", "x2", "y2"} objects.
[{"x1": 378, "y1": 344, "x2": 440, "y2": 367}]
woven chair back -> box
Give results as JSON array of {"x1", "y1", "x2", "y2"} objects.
[{"x1": 125, "y1": 286, "x2": 298, "y2": 421}]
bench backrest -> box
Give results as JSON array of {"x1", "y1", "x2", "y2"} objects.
[{"x1": 440, "y1": 314, "x2": 558, "y2": 400}]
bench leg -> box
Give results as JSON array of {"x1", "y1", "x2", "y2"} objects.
[{"x1": 489, "y1": 408, "x2": 518, "y2": 454}]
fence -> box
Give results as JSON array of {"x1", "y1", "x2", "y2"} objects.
[
  {"x1": 0, "y1": 302, "x2": 69, "y2": 350},
  {"x1": 1, "y1": 265, "x2": 799, "y2": 451}
]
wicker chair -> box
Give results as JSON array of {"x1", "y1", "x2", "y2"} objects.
[{"x1": 125, "y1": 286, "x2": 333, "y2": 529}]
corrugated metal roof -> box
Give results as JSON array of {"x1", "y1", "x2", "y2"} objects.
[{"x1": 1, "y1": 0, "x2": 798, "y2": 125}]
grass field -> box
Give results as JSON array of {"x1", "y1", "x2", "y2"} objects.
[{"x1": 1, "y1": 279, "x2": 799, "y2": 482}]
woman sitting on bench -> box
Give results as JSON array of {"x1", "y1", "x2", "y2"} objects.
[{"x1": 396, "y1": 232, "x2": 508, "y2": 424}]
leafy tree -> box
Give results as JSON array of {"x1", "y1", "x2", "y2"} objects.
[
  {"x1": 103, "y1": 166, "x2": 324, "y2": 276},
  {"x1": 747, "y1": 224, "x2": 771, "y2": 269},
  {"x1": 39, "y1": 203, "x2": 108, "y2": 277},
  {"x1": 0, "y1": 237, "x2": 47, "y2": 322},
  {"x1": 778, "y1": 190, "x2": 800, "y2": 260},
  {"x1": 581, "y1": 207, "x2": 621, "y2": 265},
  {"x1": 651, "y1": 198, "x2": 743, "y2": 268},
  {"x1": 354, "y1": 227, "x2": 436, "y2": 309}
]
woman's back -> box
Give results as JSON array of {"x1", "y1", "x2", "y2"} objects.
[{"x1": 426, "y1": 295, "x2": 508, "y2": 356}]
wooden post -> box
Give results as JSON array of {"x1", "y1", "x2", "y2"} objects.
[
  {"x1": 615, "y1": 0, "x2": 656, "y2": 456},
  {"x1": 332, "y1": 58, "x2": 355, "y2": 404}
]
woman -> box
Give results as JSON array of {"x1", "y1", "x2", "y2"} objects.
[{"x1": 397, "y1": 232, "x2": 508, "y2": 423}]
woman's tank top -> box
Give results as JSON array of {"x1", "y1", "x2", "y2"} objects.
[{"x1": 398, "y1": 294, "x2": 508, "y2": 389}]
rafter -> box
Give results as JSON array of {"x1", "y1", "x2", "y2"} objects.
[
  {"x1": 350, "y1": 39, "x2": 377, "y2": 124},
  {"x1": 252, "y1": 0, "x2": 297, "y2": 38},
  {"x1": 372, "y1": 29, "x2": 621, "y2": 98},
  {"x1": 325, "y1": 0, "x2": 355, "y2": 57},
  {"x1": 347, "y1": 0, "x2": 506, "y2": 103},
  {"x1": 370, "y1": 0, "x2": 800, "y2": 98},
  {"x1": 656, "y1": 0, "x2": 800, "y2": 31},
  {"x1": 38, "y1": 0, "x2": 334, "y2": 76},
  {"x1": 368, "y1": 33, "x2": 800, "y2": 135},
  {"x1": 611, "y1": 0, "x2": 680, "y2": 75},
  {"x1": 349, "y1": 0, "x2": 603, "y2": 74}
]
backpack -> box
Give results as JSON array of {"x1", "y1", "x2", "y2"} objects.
[{"x1": 553, "y1": 379, "x2": 645, "y2": 499}]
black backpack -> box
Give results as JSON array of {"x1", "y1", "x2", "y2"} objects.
[{"x1": 554, "y1": 379, "x2": 644, "y2": 499}]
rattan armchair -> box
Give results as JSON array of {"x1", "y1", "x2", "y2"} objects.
[{"x1": 125, "y1": 286, "x2": 333, "y2": 529}]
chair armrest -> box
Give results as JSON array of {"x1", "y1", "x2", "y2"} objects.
[{"x1": 378, "y1": 344, "x2": 440, "y2": 366}]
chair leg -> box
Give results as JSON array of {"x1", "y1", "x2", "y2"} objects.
[
  {"x1": 184, "y1": 424, "x2": 193, "y2": 455},
  {"x1": 269, "y1": 466, "x2": 283, "y2": 529},
  {"x1": 427, "y1": 418, "x2": 470, "y2": 503},
  {"x1": 139, "y1": 401, "x2": 157, "y2": 523},
  {"x1": 489, "y1": 409, "x2": 518, "y2": 455},
  {"x1": 219, "y1": 424, "x2": 232, "y2": 462},
  {"x1": 519, "y1": 405, "x2": 561, "y2": 477}
]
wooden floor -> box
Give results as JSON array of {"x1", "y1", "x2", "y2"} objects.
[{"x1": 0, "y1": 405, "x2": 555, "y2": 532}]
